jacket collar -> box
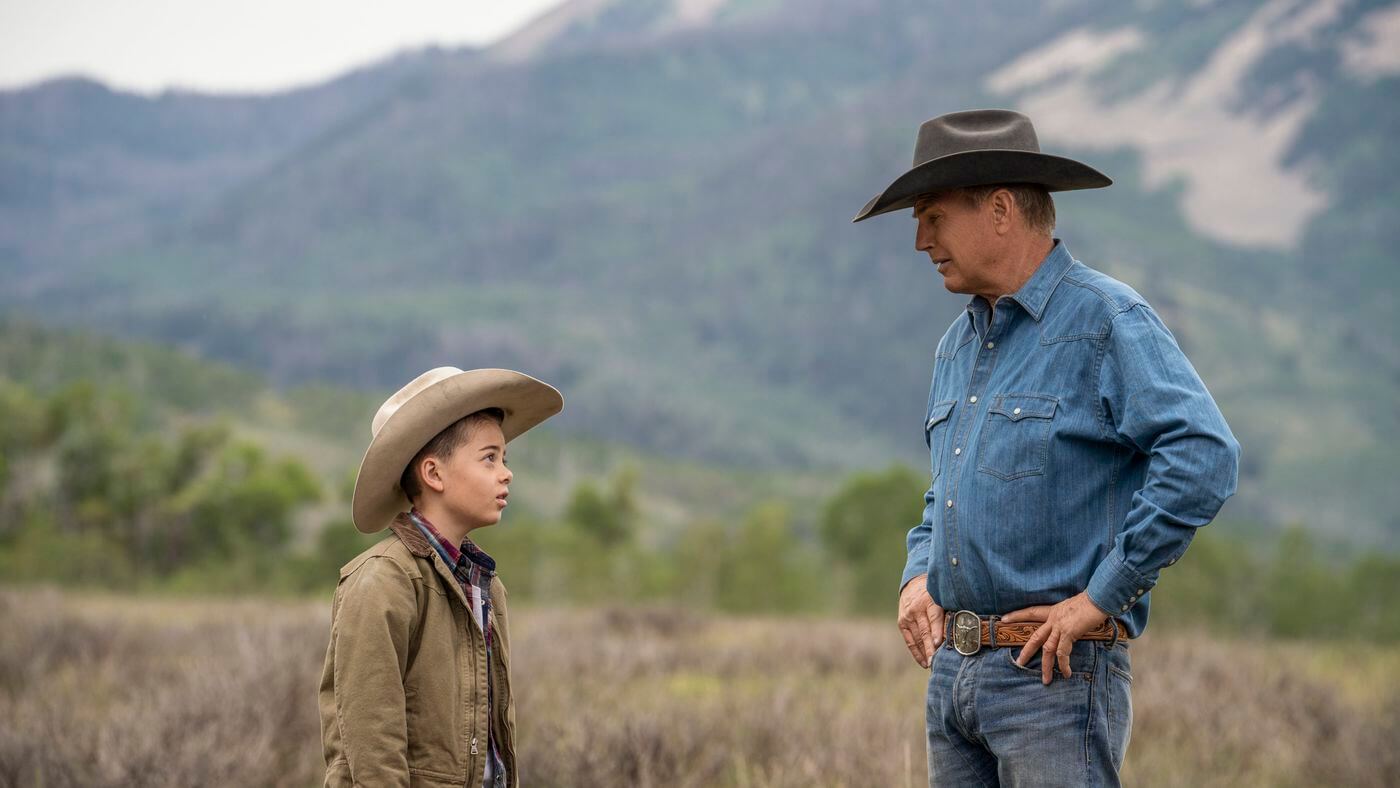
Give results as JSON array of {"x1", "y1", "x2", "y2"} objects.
[
  {"x1": 389, "y1": 512, "x2": 479, "y2": 619},
  {"x1": 389, "y1": 512, "x2": 434, "y2": 558}
]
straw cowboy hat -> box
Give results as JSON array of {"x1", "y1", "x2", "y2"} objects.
[
  {"x1": 852, "y1": 109, "x2": 1112, "y2": 223},
  {"x1": 351, "y1": 367, "x2": 564, "y2": 533}
]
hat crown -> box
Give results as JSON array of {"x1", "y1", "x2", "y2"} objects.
[
  {"x1": 371, "y1": 366, "x2": 465, "y2": 437},
  {"x1": 913, "y1": 109, "x2": 1040, "y2": 166}
]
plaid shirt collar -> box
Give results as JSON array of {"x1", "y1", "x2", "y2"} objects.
[{"x1": 408, "y1": 508, "x2": 496, "y2": 576}]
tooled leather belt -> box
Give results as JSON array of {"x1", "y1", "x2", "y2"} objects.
[{"x1": 944, "y1": 610, "x2": 1128, "y2": 656}]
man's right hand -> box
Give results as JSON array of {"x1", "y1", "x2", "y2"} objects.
[{"x1": 898, "y1": 574, "x2": 945, "y2": 669}]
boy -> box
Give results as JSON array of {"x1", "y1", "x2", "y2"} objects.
[{"x1": 320, "y1": 367, "x2": 563, "y2": 788}]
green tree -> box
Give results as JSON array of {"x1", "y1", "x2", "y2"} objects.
[
  {"x1": 671, "y1": 518, "x2": 729, "y2": 609},
  {"x1": 1340, "y1": 554, "x2": 1400, "y2": 643},
  {"x1": 163, "y1": 440, "x2": 321, "y2": 575},
  {"x1": 565, "y1": 468, "x2": 638, "y2": 548},
  {"x1": 1264, "y1": 526, "x2": 1341, "y2": 639},
  {"x1": 819, "y1": 465, "x2": 926, "y2": 614},
  {"x1": 1149, "y1": 527, "x2": 1265, "y2": 634},
  {"x1": 717, "y1": 501, "x2": 820, "y2": 614}
]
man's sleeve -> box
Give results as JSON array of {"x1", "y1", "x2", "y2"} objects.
[
  {"x1": 901, "y1": 360, "x2": 943, "y2": 595},
  {"x1": 901, "y1": 483, "x2": 939, "y2": 593},
  {"x1": 1085, "y1": 303, "x2": 1241, "y2": 616},
  {"x1": 332, "y1": 557, "x2": 416, "y2": 787}
]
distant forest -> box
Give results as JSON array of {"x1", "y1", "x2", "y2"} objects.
[{"x1": 1, "y1": 319, "x2": 1395, "y2": 641}]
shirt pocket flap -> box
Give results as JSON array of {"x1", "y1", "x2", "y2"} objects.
[
  {"x1": 990, "y1": 394, "x2": 1057, "y2": 421},
  {"x1": 926, "y1": 400, "x2": 956, "y2": 430}
]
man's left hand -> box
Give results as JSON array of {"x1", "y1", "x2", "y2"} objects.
[{"x1": 1002, "y1": 591, "x2": 1110, "y2": 685}]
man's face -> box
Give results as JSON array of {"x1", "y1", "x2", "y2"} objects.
[
  {"x1": 914, "y1": 192, "x2": 998, "y2": 296},
  {"x1": 436, "y1": 420, "x2": 513, "y2": 530}
]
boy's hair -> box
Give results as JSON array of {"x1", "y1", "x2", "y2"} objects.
[{"x1": 399, "y1": 407, "x2": 506, "y2": 502}]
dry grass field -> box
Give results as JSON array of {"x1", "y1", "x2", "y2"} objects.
[{"x1": 0, "y1": 588, "x2": 1396, "y2": 787}]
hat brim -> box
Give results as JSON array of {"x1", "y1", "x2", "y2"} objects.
[
  {"x1": 852, "y1": 149, "x2": 1111, "y2": 223},
  {"x1": 351, "y1": 369, "x2": 563, "y2": 534}
]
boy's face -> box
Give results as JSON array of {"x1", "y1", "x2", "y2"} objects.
[{"x1": 430, "y1": 420, "x2": 513, "y2": 531}]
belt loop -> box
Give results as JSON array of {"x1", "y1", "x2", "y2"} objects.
[
  {"x1": 1107, "y1": 618, "x2": 1121, "y2": 649},
  {"x1": 987, "y1": 614, "x2": 1000, "y2": 649}
]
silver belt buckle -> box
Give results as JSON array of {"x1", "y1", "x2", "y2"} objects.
[{"x1": 952, "y1": 610, "x2": 982, "y2": 656}]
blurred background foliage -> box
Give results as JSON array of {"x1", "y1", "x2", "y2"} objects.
[
  {"x1": 1, "y1": 318, "x2": 1395, "y2": 641},
  {"x1": 2, "y1": 0, "x2": 1398, "y2": 644},
  {"x1": 3, "y1": 0, "x2": 1398, "y2": 550}
]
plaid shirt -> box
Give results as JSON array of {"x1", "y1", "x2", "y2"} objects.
[{"x1": 409, "y1": 509, "x2": 506, "y2": 788}]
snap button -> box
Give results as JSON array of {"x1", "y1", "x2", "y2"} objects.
[
  {"x1": 969, "y1": 395, "x2": 978, "y2": 403},
  {"x1": 951, "y1": 557, "x2": 959, "y2": 566},
  {"x1": 1013, "y1": 407, "x2": 1022, "y2": 415},
  {"x1": 953, "y1": 447, "x2": 961, "y2": 456},
  {"x1": 946, "y1": 500, "x2": 953, "y2": 508},
  {"x1": 986, "y1": 342, "x2": 994, "y2": 349}
]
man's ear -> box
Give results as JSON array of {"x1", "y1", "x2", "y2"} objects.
[
  {"x1": 419, "y1": 456, "x2": 448, "y2": 494},
  {"x1": 989, "y1": 188, "x2": 1014, "y2": 234}
]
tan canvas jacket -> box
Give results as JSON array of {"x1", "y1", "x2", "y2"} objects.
[{"x1": 319, "y1": 514, "x2": 517, "y2": 788}]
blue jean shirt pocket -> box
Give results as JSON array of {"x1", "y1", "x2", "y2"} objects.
[
  {"x1": 926, "y1": 400, "x2": 956, "y2": 483},
  {"x1": 977, "y1": 394, "x2": 1057, "y2": 480}
]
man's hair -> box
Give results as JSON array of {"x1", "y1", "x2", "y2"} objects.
[
  {"x1": 960, "y1": 183, "x2": 1056, "y2": 235},
  {"x1": 399, "y1": 407, "x2": 506, "y2": 502}
]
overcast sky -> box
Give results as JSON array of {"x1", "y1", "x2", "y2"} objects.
[{"x1": 0, "y1": 0, "x2": 562, "y2": 94}]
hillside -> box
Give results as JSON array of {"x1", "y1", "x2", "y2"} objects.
[
  {"x1": 0, "y1": 317, "x2": 833, "y2": 537},
  {"x1": 2, "y1": 0, "x2": 1397, "y2": 547}
]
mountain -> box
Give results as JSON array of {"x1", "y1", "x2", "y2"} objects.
[{"x1": 2, "y1": 0, "x2": 1397, "y2": 547}]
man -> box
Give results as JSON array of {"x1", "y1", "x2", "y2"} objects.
[{"x1": 853, "y1": 109, "x2": 1240, "y2": 786}]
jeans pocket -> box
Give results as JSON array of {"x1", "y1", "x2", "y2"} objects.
[
  {"x1": 1105, "y1": 649, "x2": 1133, "y2": 769},
  {"x1": 977, "y1": 394, "x2": 1057, "y2": 480},
  {"x1": 1005, "y1": 644, "x2": 1093, "y2": 679}
]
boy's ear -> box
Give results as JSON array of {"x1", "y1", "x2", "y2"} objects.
[{"x1": 419, "y1": 456, "x2": 448, "y2": 495}]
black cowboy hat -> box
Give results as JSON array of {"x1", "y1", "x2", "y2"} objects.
[{"x1": 852, "y1": 109, "x2": 1111, "y2": 222}]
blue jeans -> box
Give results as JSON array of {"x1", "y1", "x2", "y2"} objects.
[{"x1": 925, "y1": 639, "x2": 1132, "y2": 787}]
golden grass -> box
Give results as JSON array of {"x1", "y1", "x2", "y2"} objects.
[{"x1": 0, "y1": 589, "x2": 1395, "y2": 787}]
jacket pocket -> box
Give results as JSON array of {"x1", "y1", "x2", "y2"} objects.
[
  {"x1": 977, "y1": 394, "x2": 1057, "y2": 480},
  {"x1": 925, "y1": 400, "x2": 956, "y2": 482},
  {"x1": 323, "y1": 757, "x2": 351, "y2": 788}
]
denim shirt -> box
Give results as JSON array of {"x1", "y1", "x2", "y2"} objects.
[{"x1": 901, "y1": 240, "x2": 1240, "y2": 637}]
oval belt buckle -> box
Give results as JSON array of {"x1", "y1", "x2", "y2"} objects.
[{"x1": 952, "y1": 610, "x2": 982, "y2": 656}]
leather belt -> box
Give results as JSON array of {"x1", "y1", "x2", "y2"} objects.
[{"x1": 945, "y1": 610, "x2": 1126, "y2": 656}]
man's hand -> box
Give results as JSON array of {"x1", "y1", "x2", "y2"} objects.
[
  {"x1": 897, "y1": 575, "x2": 945, "y2": 669},
  {"x1": 1002, "y1": 591, "x2": 1110, "y2": 685}
]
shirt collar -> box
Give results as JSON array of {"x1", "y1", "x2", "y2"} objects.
[
  {"x1": 966, "y1": 239, "x2": 1075, "y2": 323},
  {"x1": 409, "y1": 508, "x2": 495, "y2": 574}
]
